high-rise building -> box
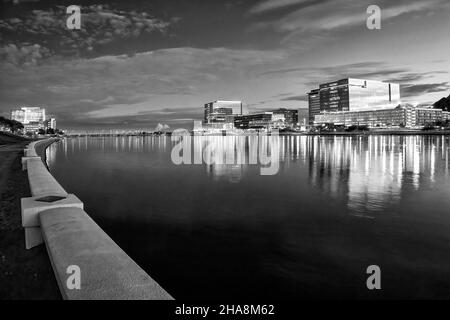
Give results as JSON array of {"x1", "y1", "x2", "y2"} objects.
[
  {"x1": 44, "y1": 118, "x2": 57, "y2": 130},
  {"x1": 308, "y1": 89, "x2": 320, "y2": 124},
  {"x1": 204, "y1": 101, "x2": 245, "y2": 124},
  {"x1": 308, "y1": 78, "x2": 400, "y2": 124},
  {"x1": 10, "y1": 107, "x2": 46, "y2": 132}
]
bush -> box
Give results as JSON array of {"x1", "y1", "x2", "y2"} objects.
[
  {"x1": 345, "y1": 125, "x2": 369, "y2": 132},
  {"x1": 422, "y1": 124, "x2": 435, "y2": 131}
]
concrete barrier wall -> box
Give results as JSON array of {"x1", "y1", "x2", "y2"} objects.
[
  {"x1": 26, "y1": 157, "x2": 67, "y2": 197},
  {"x1": 40, "y1": 207, "x2": 173, "y2": 300},
  {"x1": 21, "y1": 138, "x2": 173, "y2": 300},
  {"x1": 24, "y1": 141, "x2": 38, "y2": 157}
]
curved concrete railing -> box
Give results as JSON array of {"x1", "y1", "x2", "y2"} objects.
[
  {"x1": 22, "y1": 140, "x2": 38, "y2": 157},
  {"x1": 26, "y1": 157, "x2": 67, "y2": 197},
  {"x1": 21, "y1": 138, "x2": 173, "y2": 300}
]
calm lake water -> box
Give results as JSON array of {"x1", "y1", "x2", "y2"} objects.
[{"x1": 47, "y1": 135, "x2": 450, "y2": 299}]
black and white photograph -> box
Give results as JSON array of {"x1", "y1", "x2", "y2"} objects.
[{"x1": 1, "y1": 0, "x2": 450, "y2": 310}]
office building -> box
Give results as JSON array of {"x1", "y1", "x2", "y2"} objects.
[
  {"x1": 308, "y1": 89, "x2": 320, "y2": 124},
  {"x1": 314, "y1": 108, "x2": 406, "y2": 127},
  {"x1": 10, "y1": 107, "x2": 46, "y2": 132},
  {"x1": 314, "y1": 105, "x2": 448, "y2": 129},
  {"x1": 234, "y1": 112, "x2": 273, "y2": 130},
  {"x1": 271, "y1": 108, "x2": 299, "y2": 128},
  {"x1": 204, "y1": 101, "x2": 245, "y2": 124},
  {"x1": 45, "y1": 118, "x2": 57, "y2": 130},
  {"x1": 405, "y1": 106, "x2": 446, "y2": 128},
  {"x1": 308, "y1": 78, "x2": 400, "y2": 124}
]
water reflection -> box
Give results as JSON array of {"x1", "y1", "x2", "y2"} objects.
[
  {"x1": 46, "y1": 134, "x2": 450, "y2": 299},
  {"x1": 47, "y1": 135, "x2": 450, "y2": 217},
  {"x1": 305, "y1": 135, "x2": 450, "y2": 216}
]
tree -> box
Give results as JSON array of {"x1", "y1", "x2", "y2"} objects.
[{"x1": 0, "y1": 116, "x2": 24, "y2": 132}]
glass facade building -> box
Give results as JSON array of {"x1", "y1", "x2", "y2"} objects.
[
  {"x1": 314, "y1": 108, "x2": 406, "y2": 127},
  {"x1": 234, "y1": 112, "x2": 273, "y2": 130},
  {"x1": 271, "y1": 108, "x2": 299, "y2": 128},
  {"x1": 347, "y1": 78, "x2": 400, "y2": 111},
  {"x1": 314, "y1": 106, "x2": 448, "y2": 129},
  {"x1": 204, "y1": 101, "x2": 245, "y2": 124},
  {"x1": 319, "y1": 79, "x2": 350, "y2": 112},
  {"x1": 308, "y1": 89, "x2": 320, "y2": 124},
  {"x1": 308, "y1": 78, "x2": 401, "y2": 124}
]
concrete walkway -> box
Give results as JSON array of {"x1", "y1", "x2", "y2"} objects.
[{"x1": 0, "y1": 140, "x2": 60, "y2": 299}]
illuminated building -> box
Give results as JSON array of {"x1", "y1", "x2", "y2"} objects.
[
  {"x1": 308, "y1": 89, "x2": 320, "y2": 124},
  {"x1": 271, "y1": 108, "x2": 299, "y2": 128},
  {"x1": 314, "y1": 108, "x2": 406, "y2": 127},
  {"x1": 10, "y1": 107, "x2": 46, "y2": 132},
  {"x1": 314, "y1": 105, "x2": 447, "y2": 129},
  {"x1": 45, "y1": 118, "x2": 57, "y2": 130},
  {"x1": 204, "y1": 101, "x2": 245, "y2": 123},
  {"x1": 308, "y1": 78, "x2": 400, "y2": 124},
  {"x1": 405, "y1": 106, "x2": 446, "y2": 128},
  {"x1": 234, "y1": 112, "x2": 273, "y2": 130}
]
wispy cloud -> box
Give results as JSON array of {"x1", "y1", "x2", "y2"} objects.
[
  {"x1": 0, "y1": 46, "x2": 285, "y2": 126},
  {"x1": 250, "y1": 0, "x2": 445, "y2": 34},
  {"x1": 280, "y1": 95, "x2": 308, "y2": 101},
  {"x1": 402, "y1": 82, "x2": 450, "y2": 97},
  {"x1": 249, "y1": 0, "x2": 313, "y2": 14}
]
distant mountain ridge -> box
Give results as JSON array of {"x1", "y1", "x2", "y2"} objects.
[{"x1": 433, "y1": 94, "x2": 450, "y2": 112}]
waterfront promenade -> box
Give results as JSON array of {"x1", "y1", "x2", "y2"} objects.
[
  {"x1": 0, "y1": 133, "x2": 60, "y2": 299},
  {"x1": 1, "y1": 133, "x2": 173, "y2": 300}
]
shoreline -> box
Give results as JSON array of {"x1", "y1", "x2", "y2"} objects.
[
  {"x1": 302, "y1": 132, "x2": 450, "y2": 136},
  {"x1": 19, "y1": 137, "x2": 173, "y2": 300},
  {"x1": 34, "y1": 137, "x2": 59, "y2": 169},
  {"x1": 63, "y1": 130, "x2": 450, "y2": 137},
  {"x1": 0, "y1": 135, "x2": 60, "y2": 300}
]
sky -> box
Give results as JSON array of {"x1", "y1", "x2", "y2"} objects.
[{"x1": 0, "y1": 0, "x2": 449, "y2": 130}]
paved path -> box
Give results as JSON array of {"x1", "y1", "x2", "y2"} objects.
[{"x1": 0, "y1": 141, "x2": 60, "y2": 299}]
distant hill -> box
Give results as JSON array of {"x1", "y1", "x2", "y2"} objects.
[{"x1": 433, "y1": 94, "x2": 450, "y2": 112}]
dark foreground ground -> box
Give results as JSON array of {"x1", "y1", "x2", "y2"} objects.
[{"x1": 0, "y1": 133, "x2": 60, "y2": 299}]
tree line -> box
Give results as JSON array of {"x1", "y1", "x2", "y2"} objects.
[{"x1": 0, "y1": 116, "x2": 24, "y2": 132}]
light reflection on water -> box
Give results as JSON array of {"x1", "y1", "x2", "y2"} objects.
[
  {"x1": 47, "y1": 135, "x2": 450, "y2": 217},
  {"x1": 46, "y1": 135, "x2": 450, "y2": 299}
]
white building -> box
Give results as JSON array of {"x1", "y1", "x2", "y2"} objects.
[{"x1": 10, "y1": 107, "x2": 46, "y2": 132}]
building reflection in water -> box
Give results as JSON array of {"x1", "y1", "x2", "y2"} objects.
[
  {"x1": 306, "y1": 135, "x2": 449, "y2": 217},
  {"x1": 191, "y1": 135, "x2": 280, "y2": 183},
  {"x1": 50, "y1": 135, "x2": 449, "y2": 215}
]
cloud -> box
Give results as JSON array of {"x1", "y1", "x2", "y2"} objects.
[
  {"x1": 261, "y1": 61, "x2": 386, "y2": 76},
  {"x1": 0, "y1": 43, "x2": 50, "y2": 66},
  {"x1": 249, "y1": 0, "x2": 312, "y2": 14},
  {"x1": 0, "y1": 46, "x2": 285, "y2": 127},
  {"x1": 0, "y1": 4, "x2": 175, "y2": 56},
  {"x1": 259, "y1": 61, "x2": 414, "y2": 87},
  {"x1": 281, "y1": 95, "x2": 308, "y2": 101},
  {"x1": 401, "y1": 82, "x2": 450, "y2": 97},
  {"x1": 61, "y1": 106, "x2": 200, "y2": 129},
  {"x1": 250, "y1": 0, "x2": 445, "y2": 34}
]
